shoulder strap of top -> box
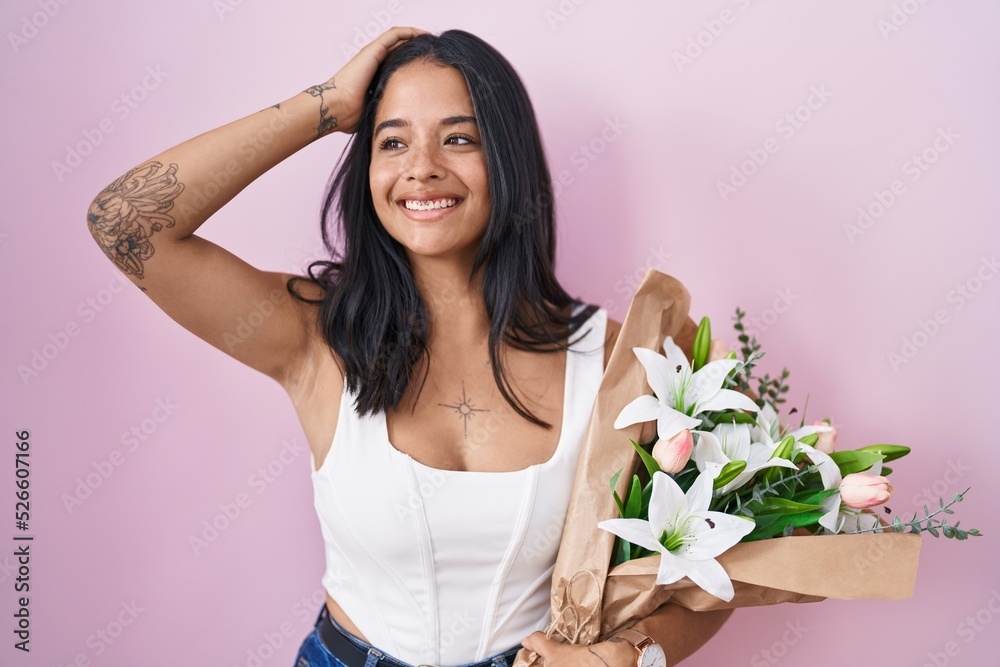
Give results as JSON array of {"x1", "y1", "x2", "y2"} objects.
[{"x1": 569, "y1": 304, "x2": 607, "y2": 361}]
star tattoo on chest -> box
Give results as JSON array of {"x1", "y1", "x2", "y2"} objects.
[{"x1": 438, "y1": 381, "x2": 490, "y2": 438}]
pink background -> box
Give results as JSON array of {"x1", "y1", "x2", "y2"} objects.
[{"x1": 2, "y1": 1, "x2": 998, "y2": 665}]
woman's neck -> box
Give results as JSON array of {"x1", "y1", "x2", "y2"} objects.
[
  {"x1": 409, "y1": 255, "x2": 572, "y2": 350},
  {"x1": 411, "y1": 256, "x2": 491, "y2": 347}
]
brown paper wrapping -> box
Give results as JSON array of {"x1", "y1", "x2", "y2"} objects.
[{"x1": 511, "y1": 269, "x2": 922, "y2": 666}]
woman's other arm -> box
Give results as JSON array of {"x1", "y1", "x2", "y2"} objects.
[
  {"x1": 85, "y1": 26, "x2": 426, "y2": 386},
  {"x1": 623, "y1": 605, "x2": 734, "y2": 665},
  {"x1": 86, "y1": 89, "x2": 333, "y2": 385}
]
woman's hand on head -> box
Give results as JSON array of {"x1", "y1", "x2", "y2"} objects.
[{"x1": 323, "y1": 26, "x2": 430, "y2": 135}]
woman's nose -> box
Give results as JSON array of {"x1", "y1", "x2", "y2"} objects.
[{"x1": 404, "y1": 143, "x2": 444, "y2": 181}]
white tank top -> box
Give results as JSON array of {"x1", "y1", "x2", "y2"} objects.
[{"x1": 308, "y1": 304, "x2": 607, "y2": 666}]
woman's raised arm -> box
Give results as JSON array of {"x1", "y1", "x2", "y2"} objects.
[{"x1": 84, "y1": 26, "x2": 427, "y2": 386}]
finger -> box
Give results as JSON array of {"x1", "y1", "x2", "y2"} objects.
[
  {"x1": 521, "y1": 631, "x2": 549, "y2": 654},
  {"x1": 520, "y1": 632, "x2": 536, "y2": 651},
  {"x1": 380, "y1": 26, "x2": 427, "y2": 46},
  {"x1": 383, "y1": 26, "x2": 429, "y2": 54}
]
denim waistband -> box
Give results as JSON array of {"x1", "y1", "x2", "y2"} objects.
[{"x1": 314, "y1": 603, "x2": 523, "y2": 667}]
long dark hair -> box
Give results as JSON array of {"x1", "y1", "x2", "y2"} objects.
[{"x1": 288, "y1": 29, "x2": 599, "y2": 429}]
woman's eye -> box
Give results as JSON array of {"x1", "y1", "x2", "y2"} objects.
[
  {"x1": 378, "y1": 137, "x2": 403, "y2": 151},
  {"x1": 377, "y1": 134, "x2": 477, "y2": 152}
]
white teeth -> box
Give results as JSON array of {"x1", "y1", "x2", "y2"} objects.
[{"x1": 403, "y1": 198, "x2": 458, "y2": 211}]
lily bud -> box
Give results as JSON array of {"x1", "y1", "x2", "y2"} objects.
[
  {"x1": 707, "y1": 339, "x2": 730, "y2": 363},
  {"x1": 652, "y1": 429, "x2": 694, "y2": 474},
  {"x1": 813, "y1": 419, "x2": 837, "y2": 454},
  {"x1": 840, "y1": 473, "x2": 893, "y2": 509}
]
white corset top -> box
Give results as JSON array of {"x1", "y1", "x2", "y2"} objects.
[{"x1": 308, "y1": 304, "x2": 607, "y2": 666}]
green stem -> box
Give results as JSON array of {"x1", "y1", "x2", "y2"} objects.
[{"x1": 845, "y1": 488, "x2": 981, "y2": 538}]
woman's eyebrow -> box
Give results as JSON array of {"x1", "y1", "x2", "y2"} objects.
[{"x1": 374, "y1": 115, "x2": 478, "y2": 137}]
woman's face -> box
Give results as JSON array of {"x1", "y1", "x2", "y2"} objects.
[{"x1": 369, "y1": 59, "x2": 491, "y2": 267}]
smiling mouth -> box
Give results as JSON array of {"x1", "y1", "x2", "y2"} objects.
[{"x1": 401, "y1": 197, "x2": 461, "y2": 211}]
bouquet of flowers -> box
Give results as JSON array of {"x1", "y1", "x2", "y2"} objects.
[{"x1": 512, "y1": 269, "x2": 980, "y2": 667}]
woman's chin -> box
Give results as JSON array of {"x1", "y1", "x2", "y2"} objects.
[{"x1": 402, "y1": 241, "x2": 478, "y2": 265}]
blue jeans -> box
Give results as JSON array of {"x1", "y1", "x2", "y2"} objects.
[{"x1": 293, "y1": 603, "x2": 523, "y2": 667}]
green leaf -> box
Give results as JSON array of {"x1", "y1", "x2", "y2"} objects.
[
  {"x1": 630, "y1": 438, "x2": 662, "y2": 479},
  {"x1": 610, "y1": 468, "x2": 624, "y2": 516},
  {"x1": 640, "y1": 478, "x2": 653, "y2": 517},
  {"x1": 854, "y1": 444, "x2": 911, "y2": 463},
  {"x1": 713, "y1": 460, "x2": 748, "y2": 489},
  {"x1": 624, "y1": 475, "x2": 642, "y2": 518},
  {"x1": 744, "y1": 512, "x2": 781, "y2": 529},
  {"x1": 750, "y1": 497, "x2": 823, "y2": 515},
  {"x1": 744, "y1": 512, "x2": 826, "y2": 541},
  {"x1": 612, "y1": 491, "x2": 624, "y2": 516},
  {"x1": 692, "y1": 316, "x2": 711, "y2": 372},
  {"x1": 791, "y1": 488, "x2": 838, "y2": 505},
  {"x1": 829, "y1": 450, "x2": 885, "y2": 476}
]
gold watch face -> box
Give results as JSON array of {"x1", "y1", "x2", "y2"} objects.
[{"x1": 639, "y1": 642, "x2": 667, "y2": 667}]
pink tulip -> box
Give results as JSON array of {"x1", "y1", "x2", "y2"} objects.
[
  {"x1": 813, "y1": 419, "x2": 837, "y2": 454},
  {"x1": 707, "y1": 339, "x2": 730, "y2": 363},
  {"x1": 840, "y1": 473, "x2": 894, "y2": 509},
  {"x1": 652, "y1": 429, "x2": 694, "y2": 473}
]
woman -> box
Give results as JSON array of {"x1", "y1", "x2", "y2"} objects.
[{"x1": 86, "y1": 26, "x2": 732, "y2": 667}]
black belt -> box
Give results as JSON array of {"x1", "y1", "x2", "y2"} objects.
[{"x1": 316, "y1": 604, "x2": 523, "y2": 667}]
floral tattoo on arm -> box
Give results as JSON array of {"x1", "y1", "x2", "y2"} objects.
[
  {"x1": 304, "y1": 79, "x2": 338, "y2": 138},
  {"x1": 87, "y1": 161, "x2": 185, "y2": 286}
]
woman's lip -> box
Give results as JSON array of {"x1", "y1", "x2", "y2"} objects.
[{"x1": 396, "y1": 198, "x2": 463, "y2": 221}]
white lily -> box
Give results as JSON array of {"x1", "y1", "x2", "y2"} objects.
[
  {"x1": 754, "y1": 402, "x2": 834, "y2": 451},
  {"x1": 752, "y1": 402, "x2": 791, "y2": 442},
  {"x1": 754, "y1": 402, "x2": 841, "y2": 491},
  {"x1": 598, "y1": 468, "x2": 755, "y2": 601},
  {"x1": 797, "y1": 442, "x2": 841, "y2": 495},
  {"x1": 614, "y1": 336, "x2": 760, "y2": 443},
  {"x1": 692, "y1": 421, "x2": 798, "y2": 495}
]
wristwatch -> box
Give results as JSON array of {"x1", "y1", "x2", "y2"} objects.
[{"x1": 614, "y1": 627, "x2": 668, "y2": 667}]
